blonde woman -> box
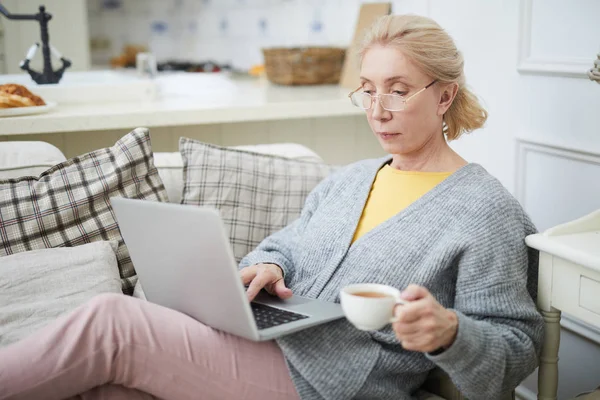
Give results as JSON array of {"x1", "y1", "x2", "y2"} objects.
[{"x1": 0, "y1": 15, "x2": 543, "y2": 400}]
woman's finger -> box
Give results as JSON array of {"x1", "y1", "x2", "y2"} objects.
[
  {"x1": 393, "y1": 299, "x2": 432, "y2": 324},
  {"x1": 246, "y1": 270, "x2": 276, "y2": 301},
  {"x1": 273, "y1": 278, "x2": 293, "y2": 299},
  {"x1": 239, "y1": 266, "x2": 258, "y2": 286},
  {"x1": 392, "y1": 320, "x2": 421, "y2": 336},
  {"x1": 400, "y1": 284, "x2": 430, "y2": 302}
]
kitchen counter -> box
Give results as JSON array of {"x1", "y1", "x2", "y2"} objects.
[{"x1": 0, "y1": 73, "x2": 363, "y2": 136}]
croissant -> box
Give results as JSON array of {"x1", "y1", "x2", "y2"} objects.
[{"x1": 0, "y1": 84, "x2": 46, "y2": 108}]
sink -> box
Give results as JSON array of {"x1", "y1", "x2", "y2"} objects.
[{"x1": 0, "y1": 70, "x2": 158, "y2": 104}]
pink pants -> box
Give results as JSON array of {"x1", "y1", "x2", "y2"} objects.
[{"x1": 0, "y1": 293, "x2": 299, "y2": 400}]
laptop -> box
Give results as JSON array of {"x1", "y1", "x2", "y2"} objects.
[{"x1": 111, "y1": 197, "x2": 344, "y2": 341}]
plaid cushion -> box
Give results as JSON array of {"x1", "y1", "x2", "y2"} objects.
[
  {"x1": 0, "y1": 128, "x2": 168, "y2": 294},
  {"x1": 180, "y1": 138, "x2": 337, "y2": 262}
]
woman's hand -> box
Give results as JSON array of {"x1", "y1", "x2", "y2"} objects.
[
  {"x1": 392, "y1": 284, "x2": 458, "y2": 353},
  {"x1": 239, "y1": 263, "x2": 293, "y2": 301}
]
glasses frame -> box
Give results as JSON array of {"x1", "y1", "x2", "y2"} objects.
[{"x1": 348, "y1": 80, "x2": 437, "y2": 112}]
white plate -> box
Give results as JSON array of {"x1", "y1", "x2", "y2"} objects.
[{"x1": 0, "y1": 102, "x2": 57, "y2": 118}]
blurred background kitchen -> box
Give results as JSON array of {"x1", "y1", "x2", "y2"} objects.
[
  {"x1": 89, "y1": 0, "x2": 357, "y2": 72},
  {"x1": 0, "y1": 3, "x2": 599, "y2": 398},
  {"x1": 1, "y1": 0, "x2": 392, "y2": 74}
]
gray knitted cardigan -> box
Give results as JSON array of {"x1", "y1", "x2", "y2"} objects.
[{"x1": 240, "y1": 158, "x2": 544, "y2": 400}]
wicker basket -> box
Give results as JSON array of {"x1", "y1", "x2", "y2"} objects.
[{"x1": 262, "y1": 47, "x2": 346, "y2": 86}]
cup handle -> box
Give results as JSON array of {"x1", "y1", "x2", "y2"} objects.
[{"x1": 389, "y1": 298, "x2": 407, "y2": 323}]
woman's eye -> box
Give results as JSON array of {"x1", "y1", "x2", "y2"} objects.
[
  {"x1": 363, "y1": 90, "x2": 375, "y2": 95},
  {"x1": 392, "y1": 90, "x2": 407, "y2": 96}
]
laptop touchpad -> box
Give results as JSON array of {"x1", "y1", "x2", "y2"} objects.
[{"x1": 254, "y1": 292, "x2": 312, "y2": 307}]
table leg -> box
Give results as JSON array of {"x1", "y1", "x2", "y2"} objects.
[{"x1": 538, "y1": 309, "x2": 561, "y2": 400}]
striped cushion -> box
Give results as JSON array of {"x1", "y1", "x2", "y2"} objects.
[
  {"x1": 180, "y1": 137, "x2": 336, "y2": 262},
  {"x1": 0, "y1": 128, "x2": 168, "y2": 294}
]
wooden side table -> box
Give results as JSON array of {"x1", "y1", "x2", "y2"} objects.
[{"x1": 525, "y1": 210, "x2": 600, "y2": 400}]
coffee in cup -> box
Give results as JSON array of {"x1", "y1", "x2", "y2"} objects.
[
  {"x1": 353, "y1": 291, "x2": 392, "y2": 298},
  {"x1": 340, "y1": 283, "x2": 405, "y2": 331}
]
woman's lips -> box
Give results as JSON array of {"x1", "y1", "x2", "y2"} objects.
[{"x1": 377, "y1": 132, "x2": 400, "y2": 140}]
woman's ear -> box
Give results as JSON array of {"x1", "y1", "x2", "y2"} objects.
[{"x1": 437, "y1": 83, "x2": 459, "y2": 116}]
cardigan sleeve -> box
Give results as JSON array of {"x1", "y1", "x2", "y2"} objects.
[{"x1": 427, "y1": 204, "x2": 544, "y2": 399}]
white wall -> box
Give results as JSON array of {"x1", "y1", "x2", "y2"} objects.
[{"x1": 1, "y1": 0, "x2": 90, "y2": 74}]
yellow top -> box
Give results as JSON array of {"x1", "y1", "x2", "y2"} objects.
[{"x1": 352, "y1": 165, "x2": 453, "y2": 243}]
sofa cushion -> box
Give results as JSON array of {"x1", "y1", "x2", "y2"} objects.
[
  {"x1": 0, "y1": 141, "x2": 66, "y2": 180},
  {"x1": 179, "y1": 138, "x2": 336, "y2": 262},
  {"x1": 0, "y1": 128, "x2": 168, "y2": 294},
  {"x1": 0, "y1": 241, "x2": 122, "y2": 347},
  {"x1": 154, "y1": 143, "x2": 323, "y2": 204}
]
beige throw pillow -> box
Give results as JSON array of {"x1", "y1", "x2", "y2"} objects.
[
  {"x1": 0, "y1": 241, "x2": 122, "y2": 347},
  {"x1": 179, "y1": 138, "x2": 337, "y2": 262}
]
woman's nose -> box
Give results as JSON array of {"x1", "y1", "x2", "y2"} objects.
[{"x1": 371, "y1": 97, "x2": 391, "y2": 121}]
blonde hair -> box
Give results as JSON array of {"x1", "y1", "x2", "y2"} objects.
[{"x1": 358, "y1": 15, "x2": 487, "y2": 140}]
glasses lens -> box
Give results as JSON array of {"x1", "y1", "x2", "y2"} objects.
[
  {"x1": 351, "y1": 92, "x2": 371, "y2": 110},
  {"x1": 380, "y1": 94, "x2": 405, "y2": 111}
]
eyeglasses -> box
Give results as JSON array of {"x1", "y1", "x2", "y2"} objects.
[{"x1": 348, "y1": 80, "x2": 437, "y2": 112}]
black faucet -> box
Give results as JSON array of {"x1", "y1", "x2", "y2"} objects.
[{"x1": 0, "y1": 3, "x2": 71, "y2": 84}]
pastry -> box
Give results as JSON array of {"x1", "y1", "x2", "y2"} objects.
[
  {"x1": 0, "y1": 83, "x2": 46, "y2": 108},
  {"x1": 0, "y1": 92, "x2": 35, "y2": 108}
]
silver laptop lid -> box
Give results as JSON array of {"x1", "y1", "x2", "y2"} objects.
[{"x1": 111, "y1": 197, "x2": 260, "y2": 341}]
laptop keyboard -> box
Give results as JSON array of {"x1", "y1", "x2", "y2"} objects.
[{"x1": 250, "y1": 302, "x2": 309, "y2": 330}]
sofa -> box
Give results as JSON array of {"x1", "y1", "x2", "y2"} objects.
[{"x1": 0, "y1": 132, "x2": 475, "y2": 400}]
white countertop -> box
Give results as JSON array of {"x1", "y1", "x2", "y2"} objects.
[{"x1": 0, "y1": 72, "x2": 363, "y2": 136}]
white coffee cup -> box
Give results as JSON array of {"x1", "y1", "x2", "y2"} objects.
[{"x1": 340, "y1": 283, "x2": 406, "y2": 331}]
